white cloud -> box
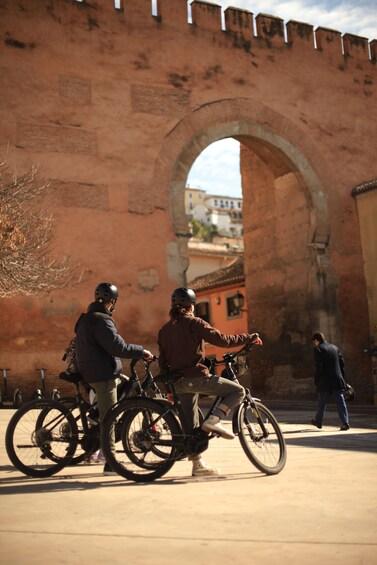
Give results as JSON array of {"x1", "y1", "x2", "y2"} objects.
[
  {"x1": 188, "y1": 139, "x2": 242, "y2": 197},
  {"x1": 187, "y1": 0, "x2": 377, "y2": 197}
]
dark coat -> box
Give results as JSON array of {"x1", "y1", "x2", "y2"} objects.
[
  {"x1": 75, "y1": 301, "x2": 144, "y2": 383},
  {"x1": 158, "y1": 313, "x2": 252, "y2": 379},
  {"x1": 313, "y1": 340, "x2": 345, "y2": 393}
]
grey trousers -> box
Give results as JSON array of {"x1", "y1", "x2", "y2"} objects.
[
  {"x1": 174, "y1": 374, "x2": 245, "y2": 433},
  {"x1": 88, "y1": 378, "x2": 117, "y2": 458}
]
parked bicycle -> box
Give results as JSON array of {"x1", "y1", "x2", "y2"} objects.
[
  {"x1": 5, "y1": 358, "x2": 163, "y2": 478},
  {"x1": 100, "y1": 338, "x2": 287, "y2": 482}
]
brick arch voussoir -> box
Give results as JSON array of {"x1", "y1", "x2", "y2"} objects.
[{"x1": 153, "y1": 98, "x2": 332, "y2": 244}]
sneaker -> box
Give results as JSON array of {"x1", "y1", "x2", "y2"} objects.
[
  {"x1": 96, "y1": 451, "x2": 106, "y2": 463},
  {"x1": 340, "y1": 423, "x2": 350, "y2": 431},
  {"x1": 192, "y1": 458, "x2": 220, "y2": 477},
  {"x1": 103, "y1": 463, "x2": 117, "y2": 476},
  {"x1": 89, "y1": 450, "x2": 104, "y2": 464},
  {"x1": 202, "y1": 415, "x2": 235, "y2": 440},
  {"x1": 89, "y1": 453, "x2": 100, "y2": 464},
  {"x1": 311, "y1": 419, "x2": 322, "y2": 429}
]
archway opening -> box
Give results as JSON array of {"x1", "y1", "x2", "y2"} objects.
[{"x1": 181, "y1": 133, "x2": 316, "y2": 396}]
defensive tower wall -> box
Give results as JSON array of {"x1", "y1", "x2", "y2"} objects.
[{"x1": 0, "y1": 0, "x2": 376, "y2": 401}]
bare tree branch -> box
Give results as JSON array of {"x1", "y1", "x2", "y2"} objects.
[{"x1": 0, "y1": 157, "x2": 82, "y2": 298}]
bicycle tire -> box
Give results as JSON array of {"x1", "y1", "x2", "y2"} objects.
[
  {"x1": 102, "y1": 398, "x2": 181, "y2": 482},
  {"x1": 236, "y1": 400, "x2": 286, "y2": 475},
  {"x1": 5, "y1": 399, "x2": 78, "y2": 478}
]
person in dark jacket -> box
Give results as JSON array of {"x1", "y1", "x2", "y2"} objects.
[
  {"x1": 75, "y1": 282, "x2": 153, "y2": 475},
  {"x1": 311, "y1": 331, "x2": 350, "y2": 431},
  {"x1": 158, "y1": 287, "x2": 262, "y2": 477}
]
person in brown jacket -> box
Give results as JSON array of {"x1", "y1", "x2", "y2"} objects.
[{"x1": 158, "y1": 287, "x2": 262, "y2": 477}]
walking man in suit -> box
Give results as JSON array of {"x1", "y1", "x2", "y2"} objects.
[{"x1": 311, "y1": 331, "x2": 350, "y2": 431}]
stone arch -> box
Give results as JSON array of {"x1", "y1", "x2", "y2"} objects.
[
  {"x1": 155, "y1": 98, "x2": 331, "y2": 235},
  {"x1": 154, "y1": 98, "x2": 332, "y2": 272},
  {"x1": 153, "y1": 98, "x2": 339, "y2": 394}
]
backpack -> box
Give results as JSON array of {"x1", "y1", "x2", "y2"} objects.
[{"x1": 62, "y1": 336, "x2": 79, "y2": 374}]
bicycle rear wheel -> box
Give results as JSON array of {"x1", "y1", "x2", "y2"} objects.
[
  {"x1": 5, "y1": 399, "x2": 78, "y2": 477},
  {"x1": 237, "y1": 400, "x2": 286, "y2": 475},
  {"x1": 102, "y1": 398, "x2": 182, "y2": 482}
]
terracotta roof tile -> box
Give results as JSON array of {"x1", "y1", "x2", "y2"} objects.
[{"x1": 190, "y1": 257, "x2": 244, "y2": 291}]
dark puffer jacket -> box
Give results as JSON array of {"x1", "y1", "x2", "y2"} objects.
[{"x1": 75, "y1": 301, "x2": 144, "y2": 383}]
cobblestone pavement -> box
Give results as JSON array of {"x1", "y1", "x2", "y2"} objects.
[{"x1": 1, "y1": 403, "x2": 376, "y2": 565}]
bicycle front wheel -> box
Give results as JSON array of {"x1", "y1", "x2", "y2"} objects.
[
  {"x1": 237, "y1": 400, "x2": 287, "y2": 475},
  {"x1": 102, "y1": 398, "x2": 182, "y2": 482},
  {"x1": 5, "y1": 399, "x2": 78, "y2": 477}
]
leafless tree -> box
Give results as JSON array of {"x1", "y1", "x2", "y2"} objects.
[{"x1": 0, "y1": 157, "x2": 80, "y2": 298}]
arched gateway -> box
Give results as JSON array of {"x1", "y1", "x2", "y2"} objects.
[
  {"x1": 155, "y1": 98, "x2": 341, "y2": 397},
  {"x1": 0, "y1": 0, "x2": 375, "y2": 401}
]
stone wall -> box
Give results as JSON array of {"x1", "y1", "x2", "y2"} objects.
[{"x1": 0, "y1": 0, "x2": 376, "y2": 401}]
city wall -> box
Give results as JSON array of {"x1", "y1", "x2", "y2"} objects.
[{"x1": 0, "y1": 0, "x2": 376, "y2": 400}]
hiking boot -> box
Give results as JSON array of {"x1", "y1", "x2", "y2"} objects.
[
  {"x1": 192, "y1": 458, "x2": 220, "y2": 477},
  {"x1": 202, "y1": 415, "x2": 235, "y2": 440},
  {"x1": 103, "y1": 463, "x2": 117, "y2": 476},
  {"x1": 311, "y1": 419, "x2": 322, "y2": 429}
]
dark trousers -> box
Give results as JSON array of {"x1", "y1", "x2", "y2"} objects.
[{"x1": 315, "y1": 389, "x2": 349, "y2": 426}]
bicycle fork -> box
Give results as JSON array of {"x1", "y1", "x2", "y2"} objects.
[{"x1": 233, "y1": 392, "x2": 270, "y2": 439}]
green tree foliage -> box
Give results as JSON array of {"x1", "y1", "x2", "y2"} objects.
[{"x1": 191, "y1": 219, "x2": 219, "y2": 242}]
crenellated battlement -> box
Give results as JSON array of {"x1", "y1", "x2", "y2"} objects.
[{"x1": 67, "y1": 0, "x2": 377, "y2": 63}]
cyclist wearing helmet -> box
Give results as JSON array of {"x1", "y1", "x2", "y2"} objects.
[
  {"x1": 158, "y1": 287, "x2": 262, "y2": 477},
  {"x1": 75, "y1": 282, "x2": 153, "y2": 475}
]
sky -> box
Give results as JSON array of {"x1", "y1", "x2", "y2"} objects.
[{"x1": 187, "y1": 0, "x2": 377, "y2": 198}]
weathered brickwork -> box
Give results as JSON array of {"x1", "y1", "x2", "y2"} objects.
[{"x1": 0, "y1": 0, "x2": 376, "y2": 401}]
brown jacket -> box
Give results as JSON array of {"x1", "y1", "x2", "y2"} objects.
[{"x1": 158, "y1": 313, "x2": 252, "y2": 379}]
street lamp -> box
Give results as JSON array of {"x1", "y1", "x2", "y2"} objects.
[{"x1": 233, "y1": 291, "x2": 247, "y2": 313}]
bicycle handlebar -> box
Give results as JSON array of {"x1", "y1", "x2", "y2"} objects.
[
  {"x1": 212, "y1": 333, "x2": 260, "y2": 366},
  {"x1": 130, "y1": 355, "x2": 157, "y2": 374}
]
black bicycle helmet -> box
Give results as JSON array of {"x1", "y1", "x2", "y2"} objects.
[
  {"x1": 94, "y1": 283, "x2": 119, "y2": 303},
  {"x1": 171, "y1": 287, "x2": 196, "y2": 307}
]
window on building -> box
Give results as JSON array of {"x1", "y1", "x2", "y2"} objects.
[
  {"x1": 230, "y1": 201, "x2": 234, "y2": 208},
  {"x1": 226, "y1": 295, "x2": 241, "y2": 318},
  {"x1": 195, "y1": 301, "x2": 211, "y2": 323},
  {"x1": 214, "y1": 199, "x2": 218, "y2": 206},
  {"x1": 238, "y1": 202, "x2": 241, "y2": 208},
  {"x1": 220, "y1": 200, "x2": 224, "y2": 207},
  {"x1": 225, "y1": 201, "x2": 229, "y2": 207}
]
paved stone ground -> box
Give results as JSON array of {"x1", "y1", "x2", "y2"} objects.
[{"x1": 0, "y1": 402, "x2": 376, "y2": 565}]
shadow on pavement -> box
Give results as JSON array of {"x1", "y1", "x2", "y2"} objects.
[
  {"x1": 284, "y1": 430, "x2": 377, "y2": 454},
  {"x1": 0, "y1": 467, "x2": 265, "y2": 495}
]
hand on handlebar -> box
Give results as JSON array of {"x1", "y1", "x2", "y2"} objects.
[
  {"x1": 142, "y1": 349, "x2": 154, "y2": 360},
  {"x1": 250, "y1": 333, "x2": 263, "y2": 346}
]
